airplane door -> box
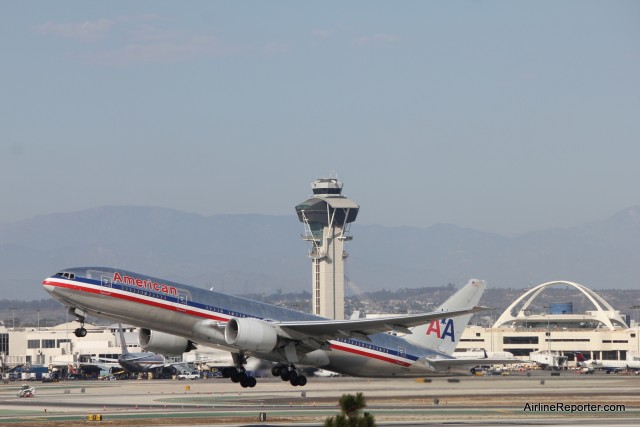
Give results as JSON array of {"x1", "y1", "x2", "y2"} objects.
[
  {"x1": 100, "y1": 275, "x2": 112, "y2": 296},
  {"x1": 177, "y1": 293, "x2": 188, "y2": 312},
  {"x1": 398, "y1": 346, "x2": 406, "y2": 364}
]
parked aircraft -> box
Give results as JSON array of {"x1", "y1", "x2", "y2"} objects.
[
  {"x1": 571, "y1": 353, "x2": 595, "y2": 374},
  {"x1": 452, "y1": 349, "x2": 517, "y2": 360},
  {"x1": 571, "y1": 352, "x2": 640, "y2": 373},
  {"x1": 586, "y1": 358, "x2": 640, "y2": 373},
  {"x1": 43, "y1": 268, "x2": 488, "y2": 387},
  {"x1": 90, "y1": 324, "x2": 194, "y2": 376},
  {"x1": 115, "y1": 324, "x2": 168, "y2": 373}
]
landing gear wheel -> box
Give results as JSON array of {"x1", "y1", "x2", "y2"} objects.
[
  {"x1": 247, "y1": 376, "x2": 257, "y2": 388},
  {"x1": 227, "y1": 353, "x2": 258, "y2": 388},
  {"x1": 290, "y1": 374, "x2": 307, "y2": 386},
  {"x1": 297, "y1": 375, "x2": 307, "y2": 386},
  {"x1": 239, "y1": 372, "x2": 258, "y2": 388},
  {"x1": 271, "y1": 365, "x2": 283, "y2": 377},
  {"x1": 74, "y1": 327, "x2": 87, "y2": 337},
  {"x1": 221, "y1": 367, "x2": 233, "y2": 378},
  {"x1": 230, "y1": 370, "x2": 241, "y2": 383},
  {"x1": 240, "y1": 375, "x2": 249, "y2": 388}
]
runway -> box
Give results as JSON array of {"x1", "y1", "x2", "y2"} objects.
[{"x1": 1, "y1": 372, "x2": 639, "y2": 426}]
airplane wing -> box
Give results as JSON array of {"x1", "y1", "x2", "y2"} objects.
[{"x1": 273, "y1": 306, "x2": 488, "y2": 342}]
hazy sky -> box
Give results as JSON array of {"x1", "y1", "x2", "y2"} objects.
[{"x1": 1, "y1": 1, "x2": 638, "y2": 236}]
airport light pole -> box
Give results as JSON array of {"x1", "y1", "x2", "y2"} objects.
[
  {"x1": 490, "y1": 309, "x2": 494, "y2": 352},
  {"x1": 544, "y1": 305, "x2": 551, "y2": 353}
]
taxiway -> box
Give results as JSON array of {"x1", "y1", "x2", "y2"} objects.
[{"x1": 1, "y1": 372, "x2": 639, "y2": 426}]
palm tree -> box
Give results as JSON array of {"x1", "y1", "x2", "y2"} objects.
[{"x1": 325, "y1": 392, "x2": 375, "y2": 427}]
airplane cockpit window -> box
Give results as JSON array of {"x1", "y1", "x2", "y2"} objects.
[{"x1": 55, "y1": 272, "x2": 75, "y2": 279}]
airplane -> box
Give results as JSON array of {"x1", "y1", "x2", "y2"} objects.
[
  {"x1": 573, "y1": 352, "x2": 594, "y2": 374},
  {"x1": 43, "y1": 267, "x2": 489, "y2": 388},
  {"x1": 114, "y1": 324, "x2": 168, "y2": 373},
  {"x1": 585, "y1": 357, "x2": 640, "y2": 373},
  {"x1": 90, "y1": 324, "x2": 195, "y2": 376},
  {"x1": 571, "y1": 351, "x2": 640, "y2": 374},
  {"x1": 452, "y1": 349, "x2": 517, "y2": 360}
]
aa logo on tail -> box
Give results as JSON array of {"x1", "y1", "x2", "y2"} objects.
[{"x1": 425, "y1": 318, "x2": 455, "y2": 342}]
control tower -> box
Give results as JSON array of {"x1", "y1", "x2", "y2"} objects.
[{"x1": 295, "y1": 178, "x2": 359, "y2": 319}]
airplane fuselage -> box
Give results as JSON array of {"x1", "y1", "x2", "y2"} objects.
[
  {"x1": 119, "y1": 353, "x2": 166, "y2": 373},
  {"x1": 588, "y1": 359, "x2": 640, "y2": 372}
]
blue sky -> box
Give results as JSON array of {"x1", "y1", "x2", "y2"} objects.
[{"x1": 1, "y1": 1, "x2": 639, "y2": 235}]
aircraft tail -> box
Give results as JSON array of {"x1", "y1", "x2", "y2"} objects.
[
  {"x1": 404, "y1": 279, "x2": 486, "y2": 355},
  {"x1": 575, "y1": 352, "x2": 589, "y2": 366},
  {"x1": 118, "y1": 323, "x2": 130, "y2": 356}
]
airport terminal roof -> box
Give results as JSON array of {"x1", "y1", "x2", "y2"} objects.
[{"x1": 493, "y1": 280, "x2": 629, "y2": 331}]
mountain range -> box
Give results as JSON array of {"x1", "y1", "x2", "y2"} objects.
[{"x1": 1, "y1": 205, "x2": 639, "y2": 300}]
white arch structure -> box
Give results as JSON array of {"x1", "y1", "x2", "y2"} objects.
[{"x1": 493, "y1": 280, "x2": 628, "y2": 331}]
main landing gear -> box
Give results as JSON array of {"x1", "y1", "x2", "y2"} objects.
[
  {"x1": 69, "y1": 308, "x2": 87, "y2": 337},
  {"x1": 220, "y1": 356, "x2": 308, "y2": 388},
  {"x1": 221, "y1": 353, "x2": 257, "y2": 388},
  {"x1": 272, "y1": 365, "x2": 307, "y2": 386},
  {"x1": 221, "y1": 366, "x2": 257, "y2": 388}
]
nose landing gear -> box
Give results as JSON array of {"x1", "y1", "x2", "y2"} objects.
[{"x1": 68, "y1": 307, "x2": 87, "y2": 337}]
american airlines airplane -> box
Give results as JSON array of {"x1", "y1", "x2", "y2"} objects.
[{"x1": 43, "y1": 267, "x2": 489, "y2": 388}]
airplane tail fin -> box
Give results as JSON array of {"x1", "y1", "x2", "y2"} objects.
[
  {"x1": 118, "y1": 323, "x2": 130, "y2": 356},
  {"x1": 575, "y1": 352, "x2": 589, "y2": 366},
  {"x1": 404, "y1": 279, "x2": 486, "y2": 355}
]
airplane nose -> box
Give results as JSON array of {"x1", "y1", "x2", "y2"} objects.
[{"x1": 42, "y1": 281, "x2": 56, "y2": 294}]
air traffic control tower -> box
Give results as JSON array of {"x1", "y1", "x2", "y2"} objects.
[{"x1": 295, "y1": 178, "x2": 359, "y2": 320}]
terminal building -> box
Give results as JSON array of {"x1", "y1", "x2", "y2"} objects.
[
  {"x1": 0, "y1": 321, "x2": 129, "y2": 376},
  {"x1": 0, "y1": 321, "x2": 226, "y2": 378},
  {"x1": 457, "y1": 281, "x2": 640, "y2": 363}
]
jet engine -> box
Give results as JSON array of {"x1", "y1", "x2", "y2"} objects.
[
  {"x1": 138, "y1": 329, "x2": 197, "y2": 356},
  {"x1": 224, "y1": 318, "x2": 278, "y2": 353}
]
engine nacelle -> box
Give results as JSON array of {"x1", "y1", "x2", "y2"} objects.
[
  {"x1": 138, "y1": 329, "x2": 196, "y2": 356},
  {"x1": 224, "y1": 317, "x2": 278, "y2": 353}
]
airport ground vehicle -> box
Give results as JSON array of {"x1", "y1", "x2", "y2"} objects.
[
  {"x1": 17, "y1": 384, "x2": 36, "y2": 397},
  {"x1": 177, "y1": 372, "x2": 200, "y2": 380}
]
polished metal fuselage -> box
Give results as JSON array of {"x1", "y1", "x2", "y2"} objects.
[{"x1": 43, "y1": 267, "x2": 462, "y2": 377}]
